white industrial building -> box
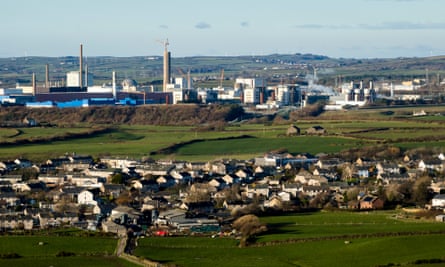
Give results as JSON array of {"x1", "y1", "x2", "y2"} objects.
[
  {"x1": 66, "y1": 71, "x2": 94, "y2": 87},
  {"x1": 235, "y1": 78, "x2": 266, "y2": 105}
]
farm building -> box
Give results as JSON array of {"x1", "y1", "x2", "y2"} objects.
[
  {"x1": 306, "y1": 126, "x2": 326, "y2": 135},
  {"x1": 286, "y1": 124, "x2": 301, "y2": 136},
  {"x1": 432, "y1": 194, "x2": 445, "y2": 208}
]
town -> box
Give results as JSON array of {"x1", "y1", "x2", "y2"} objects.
[{"x1": 1, "y1": 144, "x2": 445, "y2": 235}]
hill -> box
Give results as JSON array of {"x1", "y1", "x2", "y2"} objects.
[
  {"x1": 2, "y1": 53, "x2": 445, "y2": 88},
  {"x1": 0, "y1": 104, "x2": 245, "y2": 126}
]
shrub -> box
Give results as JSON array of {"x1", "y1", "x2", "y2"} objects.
[
  {"x1": 56, "y1": 251, "x2": 76, "y2": 257},
  {"x1": 0, "y1": 253, "x2": 21, "y2": 259}
]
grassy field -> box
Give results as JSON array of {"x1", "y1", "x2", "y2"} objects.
[
  {"x1": 0, "y1": 235, "x2": 138, "y2": 267},
  {"x1": 1, "y1": 106, "x2": 445, "y2": 162},
  {"x1": 134, "y1": 211, "x2": 445, "y2": 267}
]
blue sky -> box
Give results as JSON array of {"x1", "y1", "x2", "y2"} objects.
[{"x1": 2, "y1": 0, "x2": 445, "y2": 58}]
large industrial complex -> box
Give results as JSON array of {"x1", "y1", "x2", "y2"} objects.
[{"x1": 2, "y1": 42, "x2": 436, "y2": 110}]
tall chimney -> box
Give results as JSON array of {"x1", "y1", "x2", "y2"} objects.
[
  {"x1": 112, "y1": 71, "x2": 117, "y2": 100},
  {"x1": 163, "y1": 48, "x2": 171, "y2": 92},
  {"x1": 85, "y1": 64, "x2": 88, "y2": 87},
  {"x1": 32, "y1": 73, "x2": 36, "y2": 95},
  {"x1": 45, "y1": 64, "x2": 49, "y2": 88},
  {"x1": 79, "y1": 43, "x2": 83, "y2": 88}
]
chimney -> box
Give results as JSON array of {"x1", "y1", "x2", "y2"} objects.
[
  {"x1": 45, "y1": 64, "x2": 49, "y2": 88},
  {"x1": 32, "y1": 73, "x2": 36, "y2": 95},
  {"x1": 112, "y1": 71, "x2": 117, "y2": 100},
  {"x1": 85, "y1": 64, "x2": 88, "y2": 87},
  {"x1": 79, "y1": 43, "x2": 83, "y2": 88}
]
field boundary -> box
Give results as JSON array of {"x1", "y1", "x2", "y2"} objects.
[{"x1": 252, "y1": 229, "x2": 445, "y2": 247}]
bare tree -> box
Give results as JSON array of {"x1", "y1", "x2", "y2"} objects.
[{"x1": 232, "y1": 214, "x2": 267, "y2": 248}]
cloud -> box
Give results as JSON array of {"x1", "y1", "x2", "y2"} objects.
[
  {"x1": 159, "y1": 25, "x2": 168, "y2": 29},
  {"x1": 195, "y1": 22, "x2": 211, "y2": 29},
  {"x1": 240, "y1": 21, "x2": 249, "y2": 27},
  {"x1": 294, "y1": 22, "x2": 445, "y2": 30},
  {"x1": 294, "y1": 24, "x2": 353, "y2": 30},
  {"x1": 361, "y1": 21, "x2": 445, "y2": 30}
]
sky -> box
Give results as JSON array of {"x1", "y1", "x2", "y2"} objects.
[{"x1": 2, "y1": 0, "x2": 445, "y2": 59}]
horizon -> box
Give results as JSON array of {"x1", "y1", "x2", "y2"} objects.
[
  {"x1": 2, "y1": 51, "x2": 445, "y2": 60},
  {"x1": 2, "y1": 0, "x2": 445, "y2": 59}
]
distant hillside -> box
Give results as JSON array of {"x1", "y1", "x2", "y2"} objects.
[
  {"x1": 0, "y1": 104, "x2": 245, "y2": 126},
  {"x1": 2, "y1": 53, "x2": 445, "y2": 89}
]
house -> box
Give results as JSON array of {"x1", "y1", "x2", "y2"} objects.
[
  {"x1": 222, "y1": 174, "x2": 238, "y2": 185},
  {"x1": 0, "y1": 215, "x2": 33, "y2": 230},
  {"x1": 134, "y1": 163, "x2": 175, "y2": 176},
  {"x1": 60, "y1": 186, "x2": 85, "y2": 203},
  {"x1": 23, "y1": 117, "x2": 37, "y2": 127},
  {"x1": 38, "y1": 174, "x2": 66, "y2": 185},
  {"x1": 376, "y1": 162, "x2": 400, "y2": 175},
  {"x1": 130, "y1": 179, "x2": 159, "y2": 193},
  {"x1": 0, "y1": 191, "x2": 20, "y2": 207},
  {"x1": 46, "y1": 157, "x2": 71, "y2": 168},
  {"x1": 277, "y1": 191, "x2": 291, "y2": 202},
  {"x1": 110, "y1": 205, "x2": 141, "y2": 225},
  {"x1": 245, "y1": 183, "x2": 270, "y2": 199},
  {"x1": 63, "y1": 155, "x2": 93, "y2": 171},
  {"x1": 77, "y1": 190, "x2": 97, "y2": 206},
  {"x1": 70, "y1": 175, "x2": 102, "y2": 187},
  {"x1": 301, "y1": 185, "x2": 330, "y2": 197},
  {"x1": 14, "y1": 158, "x2": 33, "y2": 168},
  {"x1": 0, "y1": 161, "x2": 17, "y2": 172},
  {"x1": 264, "y1": 196, "x2": 283, "y2": 209},
  {"x1": 377, "y1": 173, "x2": 410, "y2": 184},
  {"x1": 102, "y1": 219, "x2": 127, "y2": 236},
  {"x1": 156, "y1": 175, "x2": 176, "y2": 188},
  {"x1": 286, "y1": 124, "x2": 300, "y2": 136},
  {"x1": 435, "y1": 214, "x2": 445, "y2": 222},
  {"x1": 208, "y1": 178, "x2": 226, "y2": 190},
  {"x1": 306, "y1": 125, "x2": 326, "y2": 135},
  {"x1": 205, "y1": 161, "x2": 227, "y2": 175},
  {"x1": 314, "y1": 158, "x2": 343, "y2": 169},
  {"x1": 170, "y1": 170, "x2": 192, "y2": 184},
  {"x1": 418, "y1": 159, "x2": 444, "y2": 173},
  {"x1": 234, "y1": 169, "x2": 250, "y2": 180},
  {"x1": 0, "y1": 175, "x2": 22, "y2": 184},
  {"x1": 313, "y1": 168, "x2": 339, "y2": 181},
  {"x1": 359, "y1": 196, "x2": 384, "y2": 210},
  {"x1": 432, "y1": 194, "x2": 445, "y2": 208},
  {"x1": 180, "y1": 201, "x2": 214, "y2": 216},
  {"x1": 356, "y1": 167, "x2": 370, "y2": 179},
  {"x1": 281, "y1": 183, "x2": 301, "y2": 197}
]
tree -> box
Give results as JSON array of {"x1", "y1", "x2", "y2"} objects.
[
  {"x1": 232, "y1": 214, "x2": 267, "y2": 248},
  {"x1": 412, "y1": 176, "x2": 433, "y2": 206}
]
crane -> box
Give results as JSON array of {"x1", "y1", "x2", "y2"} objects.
[{"x1": 156, "y1": 38, "x2": 169, "y2": 52}]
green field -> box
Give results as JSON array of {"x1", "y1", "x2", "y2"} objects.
[
  {"x1": 134, "y1": 211, "x2": 445, "y2": 267},
  {"x1": 1, "y1": 106, "x2": 445, "y2": 162},
  {"x1": 0, "y1": 235, "x2": 138, "y2": 267}
]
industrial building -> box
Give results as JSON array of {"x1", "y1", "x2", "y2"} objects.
[{"x1": 1, "y1": 44, "x2": 174, "y2": 107}]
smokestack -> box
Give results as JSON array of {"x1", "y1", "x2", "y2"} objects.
[
  {"x1": 45, "y1": 64, "x2": 49, "y2": 88},
  {"x1": 187, "y1": 69, "x2": 191, "y2": 89},
  {"x1": 85, "y1": 64, "x2": 88, "y2": 87},
  {"x1": 32, "y1": 73, "x2": 36, "y2": 95},
  {"x1": 112, "y1": 71, "x2": 117, "y2": 100},
  {"x1": 79, "y1": 43, "x2": 83, "y2": 88},
  {"x1": 163, "y1": 48, "x2": 171, "y2": 92}
]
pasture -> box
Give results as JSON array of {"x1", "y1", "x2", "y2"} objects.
[
  {"x1": 134, "y1": 211, "x2": 445, "y2": 267},
  {"x1": 1, "y1": 106, "x2": 445, "y2": 162},
  {"x1": 0, "y1": 235, "x2": 138, "y2": 267}
]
